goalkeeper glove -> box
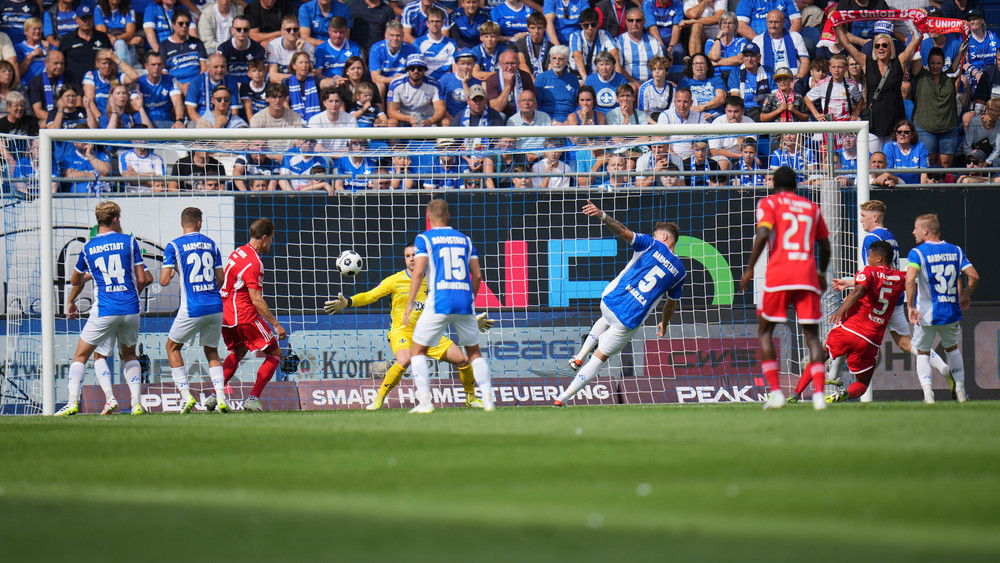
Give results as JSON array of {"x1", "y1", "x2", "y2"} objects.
[
  {"x1": 476, "y1": 312, "x2": 495, "y2": 332},
  {"x1": 323, "y1": 293, "x2": 350, "y2": 315}
]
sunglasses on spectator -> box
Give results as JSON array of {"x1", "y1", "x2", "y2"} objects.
[
  {"x1": 895, "y1": 129, "x2": 911, "y2": 134},
  {"x1": 176, "y1": 21, "x2": 190, "y2": 26},
  {"x1": 284, "y1": 27, "x2": 299, "y2": 32},
  {"x1": 232, "y1": 27, "x2": 249, "y2": 32},
  {"x1": 874, "y1": 43, "x2": 890, "y2": 49},
  {"x1": 213, "y1": 96, "x2": 230, "y2": 101},
  {"x1": 581, "y1": 22, "x2": 598, "y2": 29},
  {"x1": 627, "y1": 18, "x2": 643, "y2": 22}
]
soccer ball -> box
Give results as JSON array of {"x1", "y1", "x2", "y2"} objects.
[{"x1": 337, "y1": 250, "x2": 363, "y2": 277}]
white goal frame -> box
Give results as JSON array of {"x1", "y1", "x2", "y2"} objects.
[{"x1": 38, "y1": 121, "x2": 870, "y2": 414}]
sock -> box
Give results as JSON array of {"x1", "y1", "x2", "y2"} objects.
[
  {"x1": 410, "y1": 354, "x2": 431, "y2": 401},
  {"x1": 916, "y1": 354, "x2": 933, "y2": 389},
  {"x1": 911, "y1": 347, "x2": 950, "y2": 376},
  {"x1": 209, "y1": 365, "x2": 226, "y2": 401},
  {"x1": 67, "y1": 361, "x2": 86, "y2": 403},
  {"x1": 378, "y1": 363, "x2": 407, "y2": 398},
  {"x1": 250, "y1": 354, "x2": 280, "y2": 398},
  {"x1": 793, "y1": 369, "x2": 812, "y2": 394},
  {"x1": 557, "y1": 356, "x2": 606, "y2": 403},
  {"x1": 223, "y1": 353, "x2": 242, "y2": 384},
  {"x1": 575, "y1": 318, "x2": 610, "y2": 361},
  {"x1": 94, "y1": 357, "x2": 115, "y2": 401},
  {"x1": 829, "y1": 355, "x2": 844, "y2": 381},
  {"x1": 945, "y1": 349, "x2": 965, "y2": 385},
  {"x1": 762, "y1": 359, "x2": 780, "y2": 392},
  {"x1": 847, "y1": 381, "x2": 867, "y2": 399},
  {"x1": 457, "y1": 363, "x2": 476, "y2": 397},
  {"x1": 470, "y1": 357, "x2": 493, "y2": 405},
  {"x1": 809, "y1": 362, "x2": 825, "y2": 394},
  {"x1": 123, "y1": 360, "x2": 141, "y2": 405},
  {"x1": 171, "y1": 366, "x2": 191, "y2": 401}
]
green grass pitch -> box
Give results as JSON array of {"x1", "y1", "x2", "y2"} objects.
[{"x1": 2, "y1": 403, "x2": 999, "y2": 562}]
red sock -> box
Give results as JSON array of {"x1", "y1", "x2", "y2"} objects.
[
  {"x1": 847, "y1": 381, "x2": 867, "y2": 399},
  {"x1": 762, "y1": 360, "x2": 780, "y2": 392},
  {"x1": 809, "y1": 362, "x2": 825, "y2": 394},
  {"x1": 223, "y1": 353, "x2": 242, "y2": 384},
  {"x1": 793, "y1": 369, "x2": 812, "y2": 394},
  {"x1": 250, "y1": 354, "x2": 280, "y2": 398}
]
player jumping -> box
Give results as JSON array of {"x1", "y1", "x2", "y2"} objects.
[
  {"x1": 216, "y1": 218, "x2": 286, "y2": 412},
  {"x1": 402, "y1": 199, "x2": 494, "y2": 414},
  {"x1": 557, "y1": 201, "x2": 685, "y2": 407},
  {"x1": 822, "y1": 200, "x2": 950, "y2": 403},
  {"x1": 324, "y1": 244, "x2": 495, "y2": 410},
  {"x1": 160, "y1": 207, "x2": 228, "y2": 414},
  {"x1": 741, "y1": 165, "x2": 831, "y2": 411},
  {"x1": 56, "y1": 201, "x2": 147, "y2": 416},
  {"x1": 824, "y1": 241, "x2": 905, "y2": 403},
  {"x1": 906, "y1": 214, "x2": 979, "y2": 404}
]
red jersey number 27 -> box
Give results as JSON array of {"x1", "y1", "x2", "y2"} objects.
[{"x1": 781, "y1": 212, "x2": 814, "y2": 260}]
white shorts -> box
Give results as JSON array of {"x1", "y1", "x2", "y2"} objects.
[
  {"x1": 596, "y1": 301, "x2": 641, "y2": 358},
  {"x1": 913, "y1": 322, "x2": 961, "y2": 352},
  {"x1": 412, "y1": 311, "x2": 480, "y2": 348},
  {"x1": 168, "y1": 312, "x2": 223, "y2": 348},
  {"x1": 81, "y1": 314, "x2": 140, "y2": 349},
  {"x1": 95, "y1": 336, "x2": 115, "y2": 357},
  {"x1": 886, "y1": 304, "x2": 910, "y2": 337}
]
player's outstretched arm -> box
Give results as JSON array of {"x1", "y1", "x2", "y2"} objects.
[
  {"x1": 831, "y1": 277, "x2": 855, "y2": 291},
  {"x1": 250, "y1": 288, "x2": 286, "y2": 339},
  {"x1": 323, "y1": 292, "x2": 351, "y2": 315},
  {"x1": 583, "y1": 200, "x2": 634, "y2": 243},
  {"x1": 657, "y1": 298, "x2": 677, "y2": 337},
  {"x1": 740, "y1": 226, "x2": 771, "y2": 291},
  {"x1": 829, "y1": 283, "x2": 865, "y2": 326}
]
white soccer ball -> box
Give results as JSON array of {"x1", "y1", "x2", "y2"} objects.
[{"x1": 337, "y1": 250, "x2": 363, "y2": 277}]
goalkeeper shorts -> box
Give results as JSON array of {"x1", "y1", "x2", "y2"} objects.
[{"x1": 388, "y1": 328, "x2": 454, "y2": 360}]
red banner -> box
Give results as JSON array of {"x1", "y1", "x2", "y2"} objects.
[{"x1": 820, "y1": 9, "x2": 969, "y2": 47}]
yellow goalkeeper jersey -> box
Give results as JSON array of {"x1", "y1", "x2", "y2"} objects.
[{"x1": 350, "y1": 270, "x2": 426, "y2": 332}]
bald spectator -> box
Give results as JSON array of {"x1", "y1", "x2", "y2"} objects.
[
  {"x1": 751, "y1": 10, "x2": 809, "y2": 79},
  {"x1": 506, "y1": 89, "x2": 551, "y2": 158},
  {"x1": 486, "y1": 49, "x2": 536, "y2": 118},
  {"x1": 185, "y1": 53, "x2": 242, "y2": 121},
  {"x1": 28, "y1": 50, "x2": 75, "y2": 122}
]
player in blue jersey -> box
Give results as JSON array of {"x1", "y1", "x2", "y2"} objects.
[
  {"x1": 160, "y1": 207, "x2": 228, "y2": 414},
  {"x1": 56, "y1": 201, "x2": 147, "y2": 416},
  {"x1": 906, "y1": 214, "x2": 980, "y2": 404},
  {"x1": 824, "y1": 201, "x2": 951, "y2": 404},
  {"x1": 402, "y1": 199, "x2": 495, "y2": 413},
  {"x1": 558, "y1": 201, "x2": 685, "y2": 406}
]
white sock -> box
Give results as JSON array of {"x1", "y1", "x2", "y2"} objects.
[
  {"x1": 916, "y1": 353, "x2": 933, "y2": 390},
  {"x1": 123, "y1": 360, "x2": 142, "y2": 405},
  {"x1": 945, "y1": 349, "x2": 965, "y2": 385},
  {"x1": 470, "y1": 357, "x2": 493, "y2": 405},
  {"x1": 170, "y1": 366, "x2": 191, "y2": 400},
  {"x1": 94, "y1": 357, "x2": 115, "y2": 401},
  {"x1": 67, "y1": 361, "x2": 86, "y2": 403},
  {"x1": 828, "y1": 355, "x2": 844, "y2": 382},
  {"x1": 210, "y1": 365, "x2": 226, "y2": 401},
  {"x1": 912, "y1": 347, "x2": 950, "y2": 376},
  {"x1": 410, "y1": 354, "x2": 431, "y2": 402},
  {"x1": 575, "y1": 318, "x2": 610, "y2": 361},
  {"x1": 557, "y1": 356, "x2": 606, "y2": 403}
]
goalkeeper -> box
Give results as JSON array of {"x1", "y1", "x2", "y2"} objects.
[{"x1": 324, "y1": 244, "x2": 495, "y2": 410}]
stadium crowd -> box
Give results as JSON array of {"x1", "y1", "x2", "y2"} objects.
[{"x1": 0, "y1": 0, "x2": 998, "y2": 192}]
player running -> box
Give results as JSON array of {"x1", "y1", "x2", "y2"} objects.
[
  {"x1": 824, "y1": 241, "x2": 905, "y2": 403},
  {"x1": 56, "y1": 201, "x2": 147, "y2": 416},
  {"x1": 906, "y1": 214, "x2": 979, "y2": 404},
  {"x1": 557, "y1": 201, "x2": 685, "y2": 407},
  {"x1": 740, "y1": 165, "x2": 831, "y2": 411},
  {"x1": 323, "y1": 244, "x2": 495, "y2": 410},
  {"x1": 402, "y1": 199, "x2": 494, "y2": 414},
  {"x1": 216, "y1": 218, "x2": 287, "y2": 412},
  {"x1": 823, "y1": 200, "x2": 950, "y2": 403},
  {"x1": 160, "y1": 207, "x2": 228, "y2": 414}
]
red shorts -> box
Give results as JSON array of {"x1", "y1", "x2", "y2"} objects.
[
  {"x1": 825, "y1": 326, "x2": 879, "y2": 376},
  {"x1": 758, "y1": 289, "x2": 822, "y2": 324},
  {"x1": 222, "y1": 317, "x2": 275, "y2": 353}
]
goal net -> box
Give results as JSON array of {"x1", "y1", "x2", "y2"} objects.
[{"x1": 6, "y1": 121, "x2": 868, "y2": 414}]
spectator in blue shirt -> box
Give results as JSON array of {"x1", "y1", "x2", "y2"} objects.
[
  {"x1": 143, "y1": 0, "x2": 189, "y2": 53},
  {"x1": 706, "y1": 11, "x2": 747, "y2": 80},
  {"x1": 368, "y1": 21, "x2": 419, "y2": 100},
  {"x1": 451, "y1": 0, "x2": 490, "y2": 48},
  {"x1": 96, "y1": 0, "x2": 141, "y2": 66},
  {"x1": 299, "y1": 0, "x2": 349, "y2": 47},
  {"x1": 643, "y1": 0, "x2": 685, "y2": 65},
  {"x1": 1, "y1": 0, "x2": 42, "y2": 44},
  {"x1": 160, "y1": 10, "x2": 207, "y2": 91},
  {"x1": 15, "y1": 17, "x2": 48, "y2": 84},
  {"x1": 544, "y1": 0, "x2": 588, "y2": 45},
  {"x1": 314, "y1": 16, "x2": 362, "y2": 80},
  {"x1": 134, "y1": 50, "x2": 184, "y2": 127},
  {"x1": 882, "y1": 119, "x2": 929, "y2": 184},
  {"x1": 185, "y1": 53, "x2": 241, "y2": 120},
  {"x1": 534, "y1": 45, "x2": 579, "y2": 122},
  {"x1": 736, "y1": 0, "x2": 801, "y2": 38}
]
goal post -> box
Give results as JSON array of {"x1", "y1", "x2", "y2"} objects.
[{"x1": 29, "y1": 121, "x2": 869, "y2": 414}]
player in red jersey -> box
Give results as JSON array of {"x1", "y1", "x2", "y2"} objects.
[
  {"x1": 215, "y1": 218, "x2": 287, "y2": 412},
  {"x1": 740, "y1": 166, "x2": 831, "y2": 411},
  {"x1": 822, "y1": 241, "x2": 906, "y2": 403}
]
